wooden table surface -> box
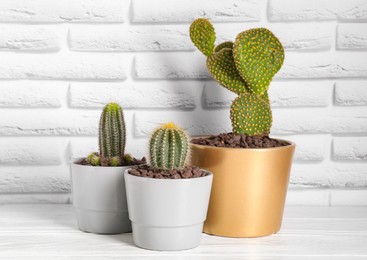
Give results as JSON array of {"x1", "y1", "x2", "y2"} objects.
[{"x1": 0, "y1": 204, "x2": 366, "y2": 259}]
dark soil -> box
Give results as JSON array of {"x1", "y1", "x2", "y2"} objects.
[
  {"x1": 191, "y1": 133, "x2": 290, "y2": 148},
  {"x1": 128, "y1": 165, "x2": 209, "y2": 179},
  {"x1": 78, "y1": 156, "x2": 146, "y2": 167}
]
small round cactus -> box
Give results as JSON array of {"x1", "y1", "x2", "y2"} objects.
[
  {"x1": 110, "y1": 156, "x2": 122, "y2": 167},
  {"x1": 190, "y1": 18, "x2": 285, "y2": 136},
  {"x1": 86, "y1": 152, "x2": 100, "y2": 166},
  {"x1": 98, "y1": 102, "x2": 126, "y2": 166},
  {"x1": 149, "y1": 122, "x2": 189, "y2": 170}
]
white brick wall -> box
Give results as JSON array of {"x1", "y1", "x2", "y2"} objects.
[{"x1": 0, "y1": 0, "x2": 366, "y2": 205}]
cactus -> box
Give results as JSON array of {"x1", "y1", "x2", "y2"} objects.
[
  {"x1": 189, "y1": 18, "x2": 216, "y2": 57},
  {"x1": 190, "y1": 18, "x2": 284, "y2": 136},
  {"x1": 233, "y1": 28, "x2": 284, "y2": 95},
  {"x1": 230, "y1": 93, "x2": 272, "y2": 135},
  {"x1": 214, "y1": 41, "x2": 233, "y2": 53},
  {"x1": 149, "y1": 122, "x2": 189, "y2": 170},
  {"x1": 207, "y1": 48, "x2": 248, "y2": 95},
  {"x1": 99, "y1": 102, "x2": 126, "y2": 166},
  {"x1": 86, "y1": 152, "x2": 100, "y2": 166}
]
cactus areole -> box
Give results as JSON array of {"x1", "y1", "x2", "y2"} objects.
[{"x1": 190, "y1": 18, "x2": 285, "y2": 136}]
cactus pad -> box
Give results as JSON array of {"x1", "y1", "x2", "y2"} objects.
[
  {"x1": 189, "y1": 18, "x2": 216, "y2": 57},
  {"x1": 230, "y1": 93, "x2": 272, "y2": 135},
  {"x1": 214, "y1": 41, "x2": 233, "y2": 53},
  {"x1": 261, "y1": 90, "x2": 270, "y2": 105},
  {"x1": 207, "y1": 48, "x2": 248, "y2": 95},
  {"x1": 233, "y1": 28, "x2": 284, "y2": 95}
]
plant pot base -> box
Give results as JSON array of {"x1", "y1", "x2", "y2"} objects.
[
  {"x1": 203, "y1": 225, "x2": 281, "y2": 238},
  {"x1": 75, "y1": 208, "x2": 131, "y2": 234},
  {"x1": 132, "y1": 222, "x2": 203, "y2": 251},
  {"x1": 191, "y1": 142, "x2": 295, "y2": 238}
]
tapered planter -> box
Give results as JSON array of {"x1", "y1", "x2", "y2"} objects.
[
  {"x1": 191, "y1": 141, "x2": 295, "y2": 238},
  {"x1": 124, "y1": 170, "x2": 213, "y2": 251},
  {"x1": 70, "y1": 160, "x2": 132, "y2": 234}
]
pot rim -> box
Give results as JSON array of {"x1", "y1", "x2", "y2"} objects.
[
  {"x1": 124, "y1": 168, "x2": 213, "y2": 183},
  {"x1": 71, "y1": 157, "x2": 143, "y2": 169},
  {"x1": 190, "y1": 137, "x2": 295, "y2": 152}
]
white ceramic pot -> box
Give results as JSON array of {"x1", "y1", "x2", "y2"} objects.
[
  {"x1": 70, "y1": 160, "x2": 131, "y2": 234},
  {"x1": 124, "y1": 169, "x2": 213, "y2": 251}
]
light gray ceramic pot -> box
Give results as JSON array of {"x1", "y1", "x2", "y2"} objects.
[
  {"x1": 124, "y1": 169, "x2": 213, "y2": 251},
  {"x1": 70, "y1": 159, "x2": 131, "y2": 234}
]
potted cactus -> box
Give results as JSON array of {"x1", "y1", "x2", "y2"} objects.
[
  {"x1": 189, "y1": 18, "x2": 296, "y2": 238},
  {"x1": 125, "y1": 122, "x2": 213, "y2": 251},
  {"x1": 70, "y1": 102, "x2": 145, "y2": 234}
]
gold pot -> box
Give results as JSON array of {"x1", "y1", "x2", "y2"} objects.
[{"x1": 191, "y1": 141, "x2": 295, "y2": 238}]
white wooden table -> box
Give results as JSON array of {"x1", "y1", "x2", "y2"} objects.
[{"x1": 0, "y1": 204, "x2": 366, "y2": 259}]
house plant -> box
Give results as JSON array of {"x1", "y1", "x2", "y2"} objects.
[
  {"x1": 189, "y1": 18, "x2": 296, "y2": 237},
  {"x1": 71, "y1": 102, "x2": 145, "y2": 234},
  {"x1": 125, "y1": 122, "x2": 213, "y2": 251}
]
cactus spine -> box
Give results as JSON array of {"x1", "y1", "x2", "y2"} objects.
[
  {"x1": 149, "y1": 122, "x2": 189, "y2": 170},
  {"x1": 99, "y1": 102, "x2": 126, "y2": 166},
  {"x1": 190, "y1": 18, "x2": 285, "y2": 136}
]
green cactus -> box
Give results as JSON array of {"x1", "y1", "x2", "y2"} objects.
[
  {"x1": 149, "y1": 122, "x2": 189, "y2": 170},
  {"x1": 189, "y1": 18, "x2": 216, "y2": 57},
  {"x1": 110, "y1": 156, "x2": 122, "y2": 167},
  {"x1": 123, "y1": 154, "x2": 133, "y2": 165},
  {"x1": 206, "y1": 47, "x2": 248, "y2": 95},
  {"x1": 190, "y1": 18, "x2": 284, "y2": 136},
  {"x1": 99, "y1": 102, "x2": 126, "y2": 166},
  {"x1": 214, "y1": 41, "x2": 233, "y2": 53},
  {"x1": 230, "y1": 93, "x2": 272, "y2": 135},
  {"x1": 233, "y1": 28, "x2": 284, "y2": 95},
  {"x1": 86, "y1": 152, "x2": 100, "y2": 166}
]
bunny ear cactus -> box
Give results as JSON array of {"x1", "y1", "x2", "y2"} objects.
[
  {"x1": 149, "y1": 122, "x2": 189, "y2": 170},
  {"x1": 98, "y1": 102, "x2": 126, "y2": 166},
  {"x1": 189, "y1": 18, "x2": 216, "y2": 57},
  {"x1": 190, "y1": 18, "x2": 285, "y2": 136},
  {"x1": 233, "y1": 28, "x2": 284, "y2": 95},
  {"x1": 231, "y1": 93, "x2": 272, "y2": 135}
]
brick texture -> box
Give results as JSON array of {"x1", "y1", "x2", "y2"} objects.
[
  {"x1": 0, "y1": 53, "x2": 126, "y2": 80},
  {"x1": 0, "y1": 0, "x2": 366, "y2": 204},
  {"x1": 0, "y1": 0, "x2": 127, "y2": 23},
  {"x1": 132, "y1": 0, "x2": 262, "y2": 22},
  {"x1": 335, "y1": 81, "x2": 367, "y2": 106},
  {"x1": 269, "y1": 0, "x2": 367, "y2": 21},
  {"x1": 0, "y1": 138, "x2": 62, "y2": 165},
  {"x1": 337, "y1": 24, "x2": 367, "y2": 50},
  {"x1": 333, "y1": 137, "x2": 367, "y2": 160},
  {"x1": 0, "y1": 25, "x2": 60, "y2": 51}
]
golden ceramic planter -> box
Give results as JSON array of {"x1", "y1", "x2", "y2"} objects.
[{"x1": 191, "y1": 141, "x2": 295, "y2": 238}]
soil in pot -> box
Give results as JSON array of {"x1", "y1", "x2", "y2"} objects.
[
  {"x1": 128, "y1": 165, "x2": 209, "y2": 179},
  {"x1": 77, "y1": 155, "x2": 146, "y2": 166},
  {"x1": 192, "y1": 133, "x2": 290, "y2": 148}
]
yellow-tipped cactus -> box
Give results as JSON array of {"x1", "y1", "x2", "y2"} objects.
[
  {"x1": 149, "y1": 122, "x2": 189, "y2": 170},
  {"x1": 189, "y1": 18, "x2": 284, "y2": 136}
]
